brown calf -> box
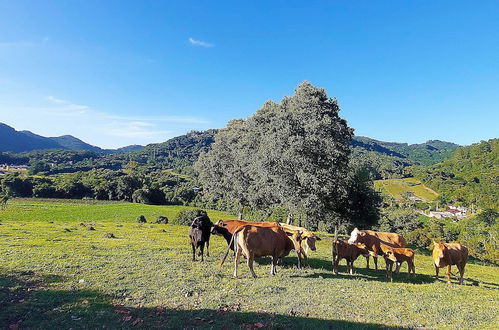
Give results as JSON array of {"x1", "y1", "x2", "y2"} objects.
[
  {"x1": 380, "y1": 243, "x2": 415, "y2": 281},
  {"x1": 332, "y1": 240, "x2": 370, "y2": 275}
]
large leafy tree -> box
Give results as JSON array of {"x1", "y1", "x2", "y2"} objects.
[{"x1": 196, "y1": 82, "x2": 356, "y2": 228}]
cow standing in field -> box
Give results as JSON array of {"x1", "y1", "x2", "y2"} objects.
[
  {"x1": 379, "y1": 243, "x2": 416, "y2": 281},
  {"x1": 213, "y1": 220, "x2": 305, "y2": 267},
  {"x1": 432, "y1": 241, "x2": 468, "y2": 285},
  {"x1": 188, "y1": 215, "x2": 213, "y2": 262},
  {"x1": 279, "y1": 223, "x2": 321, "y2": 267},
  {"x1": 348, "y1": 228, "x2": 407, "y2": 270},
  {"x1": 221, "y1": 224, "x2": 304, "y2": 278},
  {"x1": 332, "y1": 239, "x2": 370, "y2": 275}
]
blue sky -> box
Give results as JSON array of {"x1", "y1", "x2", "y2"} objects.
[{"x1": 0, "y1": 1, "x2": 498, "y2": 148}]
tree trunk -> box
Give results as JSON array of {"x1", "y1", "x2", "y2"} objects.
[
  {"x1": 238, "y1": 206, "x2": 244, "y2": 220},
  {"x1": 286, "y1": 213, "x2": 293, "y2": 225}
]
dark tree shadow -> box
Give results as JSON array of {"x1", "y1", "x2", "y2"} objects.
[{"x1": 0, "y1": 273, "x2": 402, "y2": 329}]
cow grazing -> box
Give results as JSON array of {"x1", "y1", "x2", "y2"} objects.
[
  {"x1": 348, "y1": 228, "x2": 407, "y2": 270},
  {"x1": 222, "y1": 224, "x2": 303, "y2": 278},
  {"x1": 279, "y1": 223, "x2": 321, "y2": 266},
  {"x1": 332, "y1": 239, "x2": 370, "y2": 275},
  {"x1": 379, "y1": 243, "x2": 415, "y2": 281},
  {"x1": 188, "y1": 215, "x2": 213, "y2": 262},
  {"x1": 432, "y1": 241, "x2": 468, "y2": 285}
]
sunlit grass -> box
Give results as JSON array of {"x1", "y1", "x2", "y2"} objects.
[
  {"x1": 0, "y1": 199, "x2": 498, "y2": 329},
  {"x1": 375, "y1": 178, "x2": 439, "y2": 202}
]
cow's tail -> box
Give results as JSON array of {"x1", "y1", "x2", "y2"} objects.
[{"x1": 219, "y1": 226, "x2": 244, "y2": 267}]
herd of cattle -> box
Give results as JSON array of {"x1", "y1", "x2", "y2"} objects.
[{"x1": 188, "y1": 215, "x2": 469, "y2": 284}]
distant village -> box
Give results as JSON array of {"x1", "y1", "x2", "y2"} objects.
[
  {"x1": 0, "y1": 164, "x2": 28, "y2": 176},
  {"x1": 416, "y1": 205, "x2": 470, "y2": 220}
]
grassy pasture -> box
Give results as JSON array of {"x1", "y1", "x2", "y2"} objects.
[
  {"x1": 374, "y1": 178, "x2": 439, "y2": 202},
  {"x1": 1, "y1": 199, "x2": 498, "y2": 329}
]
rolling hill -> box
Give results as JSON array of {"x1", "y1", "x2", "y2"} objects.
[{"x1": 0, "y1": 123, "x2": 142, "y2": 154}]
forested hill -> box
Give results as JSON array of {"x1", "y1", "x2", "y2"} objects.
[
  {"x1": 350, "y1": 137, "x2": 459, "y2": 179},
  {"x1": 113, "y1": 129, "x2": 218, "y2": 169},
  {"x1": 409, "y1": 138, "x2": 498, "y2": 209}
]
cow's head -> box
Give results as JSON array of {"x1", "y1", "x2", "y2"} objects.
[
  {"x1": 303, "y1": 234, "x2": 321, "y2": 251},
  {"x1": 211, "y1": 221, "x2": 227, "y2": 236},
  {"x1": 355, "y1": 243, "x2": 371, "y2": 257},
  {"x1": 432, "y1": 241, "x2": 447, "y2": 267},
  {"x1": 384, "y1": 248, "x2": 397, "y2": 262},
  {"x1": 348, "y1": 228, "x2": 365, "y2": 244}
]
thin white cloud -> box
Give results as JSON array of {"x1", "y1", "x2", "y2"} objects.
[
  {"x1": 0, "y1": 37, "x2": 49, "y2": 48},
  {"x1": 0, "y1": 95, "x2": 212, "y2": 148},
  {"x1": 188, "y1": 37, "x2": 214, "y2": 48},
  {"x1": 46, "y1": 95, "x2": 89, "y2": 112}
]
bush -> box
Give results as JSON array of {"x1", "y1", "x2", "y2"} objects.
[
  {"x1": 172, "y1": 209, "x2": 207, "y2": 226},
  {"x1": 155, "y1": 216, "x2": 169, "y2": 224},
  {"x1": 136, "y1": 215, "x2": 147, "y2": 223}
]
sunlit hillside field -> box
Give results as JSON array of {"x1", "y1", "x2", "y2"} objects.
[
  {"x1": 1, "y1": 199, "x2": 498, "y2": 329},
  {"x1": 374, "y1": 178, "x2": 439, "y2": 202}
]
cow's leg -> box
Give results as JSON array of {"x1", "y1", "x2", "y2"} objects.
[
  {"x1": 435, "y1": 265, "x2": 439, "y2": 281},
  {"x1": 333, "y1": 256, "x2": 339, "y2": 275},
  {"x1": 271, "y1": 256, "x2": 278, "y2": 276},
  {"x1": 365, "y1": 255, "x2": 370, "y2": 269},
  {"x1": 206, "y1": 239, "x2": 210, "y2": 257},
  {"x1": 446, "y1": 265, "x2": 452, "y2": 284},
  {"x1": 233, "y1": 246, "x2": 242, "y2": 278},
  {"x1": 296, "y1": 251, "x2": 302, "y2": 270},
  {"x1": 395, "y1": 261, "x2": 401, "y2": 274},
  {"x1": 373, "y1": 256, "x2": 378, "y2": 270},
  {"x1": 191, "y1": 243, "x2": 196, "y2": 261},
  {"x1": 199, "y1": 241, "x2": 205, "y2": 262},
  {"x1": 248, "y1": 253, "x2": 257, "y2": 278},
  {"x1": 348, "y1": 260, "x2": 354, "y2": 275},
  {"x1": 458, "y1": 263, "x2": 466, "y2": 285}
]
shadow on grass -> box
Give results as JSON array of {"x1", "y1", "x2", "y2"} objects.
[{"x1": 0, "y1": 272, "x2": 402, "y2": 329}]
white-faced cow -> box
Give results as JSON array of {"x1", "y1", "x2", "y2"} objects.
[{"x1": 348, "y1": 228, "x2": 407, "y2": 270}]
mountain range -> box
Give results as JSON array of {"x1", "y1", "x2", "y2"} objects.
[
  {"x1": 0, "y1": 123, "x2": 142, "y2": 154},
  {"x1": 0, "y1": 122, "x2": 460, "y2": 170}
]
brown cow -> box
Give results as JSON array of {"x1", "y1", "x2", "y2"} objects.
[
  {"x1": 213, "y1": 220, "x2": 305, "y2": 266},
  {"x1": 332, "y1": 240, "x2": 370, "y2": 275},
  {"x1": 348, "y1": 228, "x2": 407, "y2": 270},
  {"x1": 432, "y1": 241, "x2": 468, "y2": 285},
  {"x1": 279, "y1": 223, "x2": 321, "y2": 266},
  {"x1": 222, "y1": 224, "x2": 303, "y2": 278},
  {"x1": 380, "y1": 243, "x2": 415, "y2": 281}
]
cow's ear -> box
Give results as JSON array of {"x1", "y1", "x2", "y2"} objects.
[{"x1": 315, "y1": 236, "x2": 321, "y2": 241}]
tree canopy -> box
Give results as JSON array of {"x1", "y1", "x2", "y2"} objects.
[{"x1": 195, "y1": 82, "x2": 361, "y2": 229}]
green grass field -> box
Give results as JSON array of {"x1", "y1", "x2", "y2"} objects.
[
  {"x1": 1, "y1": 199, "x2": 498, "y2": 329},
  {"x1": 375, "y1": 178, "x2": 439, "y2": 202}
]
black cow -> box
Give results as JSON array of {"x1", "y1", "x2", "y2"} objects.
[{"x1": 188, "y1": 215, "x2": 213, "y2": 261}]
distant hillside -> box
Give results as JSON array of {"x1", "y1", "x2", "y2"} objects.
[
  {"x1": 0, "y1": 123, "x2": 142, "y2": 154},
  {"x1": 374, "y1": 178, "x2": 439, "y2": 202},
  {"x1": 49, "y1": 135, "x2": 102, "y2": 152},
  {"x1": 351, "y1": 137, "x2": 459, "y2": 179},
  {"x1": 0, "y1": 123, "x2": 61, "y2": 152},
  {"x1": 118, "y1": 129, "x2": 218, "y2": 169},
  {"x1": 410, "y1": 138, "x2": 498, "y2": 209}
]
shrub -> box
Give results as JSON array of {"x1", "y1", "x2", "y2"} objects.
[
  {"x1": 155, "y1": 216, "x2": 169, "y2": 224},
  {"x1": 136, "y1": 215, "x2": 147, "y2": 223},
  {"x1": 172, "y1": 209, "x2": 207, "y2": 226}
]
